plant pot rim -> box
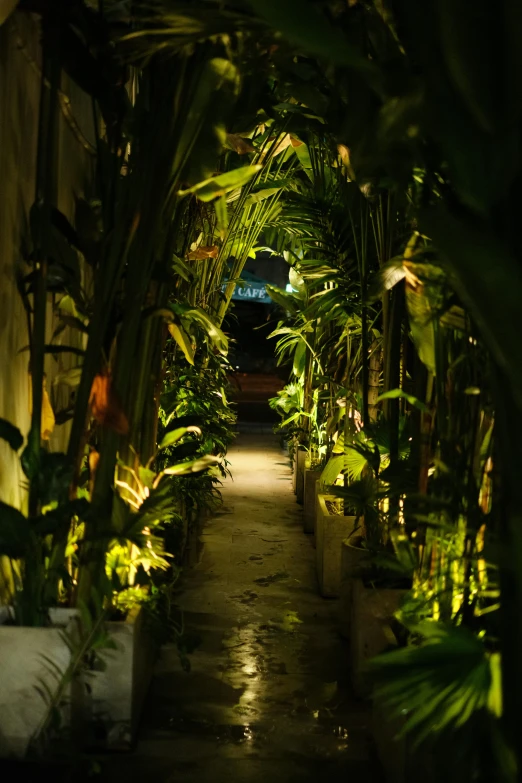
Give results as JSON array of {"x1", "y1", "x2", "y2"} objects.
[
  {"x1": 0, "y1": 605, "x2": 78, "y2": 628},
  {"x1": 317, "y1": 492, "x2": 358, "y2": 519},
  {"x1": 106, "y1": 603, "x2": 143, "y2": 626},
  {"x1": 341, "y1": 539, "x2": 367, "y2": 549}
]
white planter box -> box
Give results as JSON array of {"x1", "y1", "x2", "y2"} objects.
[
  {"x1": 303, "y1": 468, "x2": 322, "y2": 533},
  {"x1": 0, "y1": 604, "x2": 157, "y2": 755},
  {"x1": 350, "y1": 579, "x2": 405, "y2": 698},
  {"x1": 82, "y1": 605, "x2": 157, "y2": 749},
  {"x1": 0, "y1": 608, "x2": 77, "y2": 758},
  {"x1": 295, "y1": 447, "x2": 307, "y2": 505},
  {"x1": 315, "y1": 493, "x2": 357, "y2": 597}
]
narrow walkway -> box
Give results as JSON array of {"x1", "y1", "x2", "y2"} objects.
[{"x1": 123, "y1": 434, "x2": 377, "y2": 782}]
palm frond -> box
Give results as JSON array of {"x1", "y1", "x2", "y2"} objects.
[{"x1": 371, "y1": 623, "x2": 501, "y2": 747}]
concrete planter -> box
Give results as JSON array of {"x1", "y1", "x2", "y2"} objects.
[
  {"x1": 372, "y1": 697, "x2": 436, "y2": 783},
  {"x1": 315, "y1": 493, "x2": 357, "y2": 597},
  {"x1": 295, "y1": 446, "x2": 307, "y2": 504},
  {"x1": 372, "y1": 698, "x2": 408, "y2": 783},
  {"x1": 338, "y1": 541, "x2": 369, "y2": 639},
  {"x1": 81, "y1": 605, "x2": 157, "y2": 750},
  {"x1": 350, "y1": 579, "x2": 406, "y2": 698},
  {"x1": 0, "y1": 608, "x2": 78, "y2": 758},
  {"x1": 303, "y1": 468, "x2": 322, "y2": 533}
]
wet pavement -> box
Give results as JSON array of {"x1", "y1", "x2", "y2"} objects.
[{"x1": 114, "y1": 434, "x2": 380, "y2": 782}]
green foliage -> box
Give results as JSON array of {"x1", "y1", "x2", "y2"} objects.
[
  {"x1": 372, "y1": 622, "x2": 502, "y2": 747},
  {"x1": 31, "y1": 595, "x2": 116, "y2": 755},
  {"x1": 247, "y1": 0, "x2": 375, "y2": 72},
  {"x1": 179, "y1": 165, "x2": 262, "y2": 201},
  {"x1": 2, "y1": 1, "x2": 521, "y2": 772}
]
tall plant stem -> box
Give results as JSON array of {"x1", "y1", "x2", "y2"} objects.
[
  {"x1": 385, "y1": 281, "x2": 404, "y2": 529},
  {"x1": 351, "y1": 198, "x2": 369, "y2": 425},
  {"x1": 21, "y1": 25, "x2": 60, "y2": 626}
]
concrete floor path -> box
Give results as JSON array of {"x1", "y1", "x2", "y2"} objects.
[{"x1": 116, "y1": 434, "x2": 379, "y2": 782}]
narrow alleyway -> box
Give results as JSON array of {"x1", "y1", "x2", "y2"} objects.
[{"x1": 119, "y1": 434, "x2": 379, "y2": 782}]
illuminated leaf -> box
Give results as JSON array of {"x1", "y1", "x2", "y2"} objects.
[
  {"x1": 377, "y1": 389, "x2": 429, "y2": 412},
  {"x1": 158, "y1": 426, "x2": 201, "y2": 450},
  {"x1": 168, "y1": 322, "x2": 194, "y2": 365},
  {"x1": 372, "y1": 623, "x2": 500, "y2": 746},
  {"x1": 178, "y1": 165, "x2": 261, "y2": 202},
  {"x1": 320, "y1": 455, "x2": 344, "y2": 487},
  {"x1": 183, "y1": 308, "x2": 228, "y2": 355},
  {"x1": 160, "y1": 455, "x2": 219, "y2": 476}
]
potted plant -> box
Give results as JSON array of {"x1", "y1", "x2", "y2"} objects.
[
  {"x1": 303, "y1": 458, "x2": 323, "y2": 533},
  {"x1": 329, "y1": 473, "x2": 410, "y2": 697},
  {"x1": 0, "y1": 407, "x2": 96, "y2": 757},
  {"x1": 295, "y1": 443, "x2": 308, "y2": 504},
  {"x1": 315, "y1": 492, "x2": 361, "y2": 597},
  {"x1": 73, "y1": 423, "x2": 219, "y2": 749},
  {"x1": 350, "y1": 576, "x2": 406, "y2": 698},
  {"x1": 339, "y1": 534, "x2": 370, "y2": 639},
  {"x1": 0, "y1": 606, "x2": 80, "y2": 758}
]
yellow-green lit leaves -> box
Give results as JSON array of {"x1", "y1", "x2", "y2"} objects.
[
  {"x1": 405, "y1": 277, "x2": 437, "y2": 376},
  {"x1": 487, "y1": 652, "x2": 503, "y2": 719},
  {"x1": 266, "y1": 284, "x2": 299, "y2": 315},
  {"x1": 320, "y1": 454, "x2": 344, "y2": 488},
  {"x1": 168, "y1": 322, "x2": 194, "y2": 365},
  {"x1": 161, "y1": 304, "x2": 228, "y2": 363},
  {"x1": 289, "y1": 266, "x2": 306, "y2": 296},
  {"x1": 243, "y1": 184, "x2": 285, "y2": 207},
  {"x1": 152, "y1": 455, "x2": 221, "y2": 489},
  {"x1": 179, "y1": 165, "x2": 262, "y2": 202},
  {"x1": 293, "y1": 339, "x2": 306, "y2": 378},
  {"x1": 371, "y1": 622, "x2": 503, "y2": 747},
  {"x1": 214, "y1": 195, "x2": 228, "y2": 238},
  {"x1": 161, "y1": 455, "x2": 219, "y2": 476},
  {"x1": 158, "y1": 426, "x2": 201, "y2": 451},
  {"x1": 175, "y1": 57, "x2": 240, "y2": 187},
  {"x1": 185, "y1": 307, "x2": 228, "y2": 355},
  {"x1": 377, "y1": 389, "x2": 429, "y2": 413},
  {"x1": 225, "y1": 239, "x2": 257, "y2": 261},
  {"x1": 293, "y1": 140, "x2": 313, "y2": 175},
  {"x1": 179, "y1": 164, "x2": 261, "y2": 237}
]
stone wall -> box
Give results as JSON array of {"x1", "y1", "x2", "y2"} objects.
[{"x1": 0, "y1": 12, "x2": 94, "y2": 509}]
